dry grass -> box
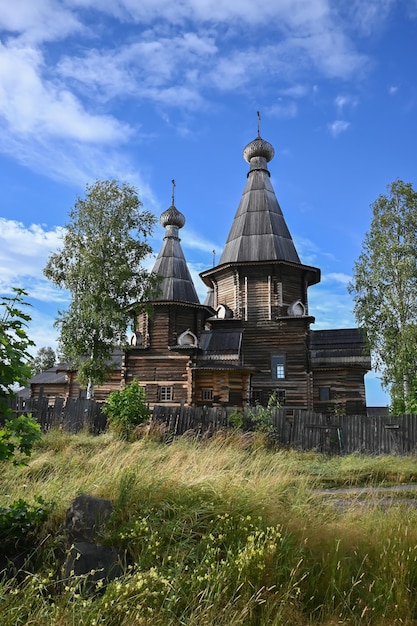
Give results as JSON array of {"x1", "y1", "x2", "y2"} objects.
[{"x1": 2, "y1": 429, "x2": 417, "y2": 625}]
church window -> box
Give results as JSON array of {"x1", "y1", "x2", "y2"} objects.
[
  {"x1": 201, "y1": 389, "x2": 213, "y2": 402},
  {"x1": 159, "y1": 386, "x2": 173, "y2": 401},
  {"x1": 272, "y1": 354, "x2": 285, "y2": 379},
  {"x1": 319, "y1": 387, "x2": 330, "y2": 402}
]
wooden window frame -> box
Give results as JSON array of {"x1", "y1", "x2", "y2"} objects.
[
  {"x1": 201, "y1": 389, "x2": 213, "y2": 402},
  {"x1": 319, "y1": 387, "x2": 330, "y2": 402},
  {"x1": 271, "y1": 354, "x2": 285, "y2": 380},
  {"x1": 159, "y1": 386, "x2": 173, "y2": 402}
]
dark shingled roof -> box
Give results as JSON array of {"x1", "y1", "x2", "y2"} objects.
[
  {"x1": 29, "y1": 350, "x2": 124, "y2": 385},
  {"x1": 199, "y1": 330, "x2": 243, "y2": 354},
  {"x1": 219, "y1": 136, "x2": 301, "y2": 265},
  {"x1": 151, "y1": 203, "x2": 200, "y2": 304},
  {"x1": 310, "y1": 328, "x2": 371, "y2": 368},
  {"x1": 30, "y1": 366, "x2": 69, "y2": 385}
]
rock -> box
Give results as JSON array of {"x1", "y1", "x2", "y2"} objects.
[
  {"x1": 61, "y1": 494, "x2": 113, "y2": 543},
  {"x1": 60, "y1": 495, "x2": 125, "y2": 593},
  {"x1": 63, "y1": 542, "x2": 124, "y2": 588}
]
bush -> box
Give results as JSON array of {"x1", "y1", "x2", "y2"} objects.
[
  {"x1": 0, "y1": 496, "x2": 54, "y2": 556},
  {"x1": 0, "y1": 288, "x2": 41, "y2": 464},
  {"x1": 102, "y1": 379, "x2": 150, "y2": 439},
  {"x1": 0, "y1": 414, "x2": 41, "y2": 465},
  {"x1": 229, "y1": 391, "x2": 280, "y2": 434}
]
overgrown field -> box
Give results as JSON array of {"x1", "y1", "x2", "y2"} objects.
[{"x1": 2, "y1": 429, "x2": 417, "y2": 625}]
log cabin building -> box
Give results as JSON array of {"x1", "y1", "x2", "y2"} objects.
[{"x1": 31, "y1": 129, "x2": 371, "y2": 414}]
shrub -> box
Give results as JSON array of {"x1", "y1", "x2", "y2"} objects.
[
  {"x1": 0, "y1": 288, "x2": 41, "y2": 464},
  {"x1": 102, "y1": 379, "x2": 150, "y2": 439},
  {"x1": 0, "y1": 496, "x2": 54, "y2": 556},
  {"x1": 0, "y1": 414, "x2": 41, "y2": 465},
  {"x1": 229, "y1": 391, "x2": 280, "y2": 434}
]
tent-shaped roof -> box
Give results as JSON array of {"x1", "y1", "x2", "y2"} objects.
[
  {"x1": 151, "y1": 199, "x2": 200, "y2": 304},
  {"x1": 219, "y1": 134, "x2": 301, "y2": 265}
]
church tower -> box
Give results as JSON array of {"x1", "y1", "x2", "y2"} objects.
[
  {"x1": 127, "y1": 183, "x2": 211, "y2": 405},
  {"x1": 200, "y1": 123, "x2": 320, "y2": 408}
]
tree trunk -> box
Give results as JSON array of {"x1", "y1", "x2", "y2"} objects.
[{"x1": 86, "y1": 378, "x2": 94, "y2": 400}]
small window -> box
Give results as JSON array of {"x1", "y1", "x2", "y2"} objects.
[
  {"x1": 159, "y1": 386, "x2": 173, "y2": 402},
  {"x1": 276, "y1": 390, "x2": 286, "y2": 405},
  {"x1": 272, "y1": 354, "x2": 285, "y2": 379},
  {"x1": 319, "y1": 387, "x2": 330, "y2": 402},
  {"x1": 201, "y1": 389, "x2": 213, "y2": 401}
]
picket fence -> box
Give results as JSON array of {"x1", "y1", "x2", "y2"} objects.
[{"x1": 7, "y1": 394, "x2": 417, "y2": 455}]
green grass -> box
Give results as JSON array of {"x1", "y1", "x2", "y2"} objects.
[{"x1": 2, "y1": 429, "x2": 417, "y2": 625}]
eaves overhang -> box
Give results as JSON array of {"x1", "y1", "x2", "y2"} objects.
[
  {"x1": 200, "y1": 259, "x2": 321, "y2": 288},
  {"x1": 129, "y1": 300, "x2": 214, "y2": 315}
]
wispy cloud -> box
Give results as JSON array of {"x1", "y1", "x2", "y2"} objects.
[
  {"x1": 335, "y1": 94, "x2": 358, "y2": 111},
  {"x1": 322, "y1": 272, "x2": 352, "y2": 285},
  {"x1": 309, "y1": 283, "x2": 355, "y2": 329},
  {"x1": 0, "y1": 0, "x2": 378, "y2": 193},
  {"x1": 0, "y1": 218, "x2": 65, "y2": 299},
  {"x1": 0, "y1": 43, "x2": 130, "y2": 142},
  {"x1": 328, "y1": 119, "x2": 350, "y2": 137}
]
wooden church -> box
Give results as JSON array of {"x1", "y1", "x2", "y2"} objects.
[
  {"x1": 31, "y1": 127, "x2": 371, "y2": 415},
  {"x1": 124, "y1": 129, "x2": 370, "y2": 415}
]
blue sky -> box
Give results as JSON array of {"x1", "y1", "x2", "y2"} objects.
[{"x1": 1, "y1": 0, "x2": 416, "y2": 406}]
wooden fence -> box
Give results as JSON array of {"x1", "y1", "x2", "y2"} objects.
[
  {"x1": 6, "y1": 395, "x2": 417, "y2": 455},
  {"x1": 8, "y1": 394, "x2": 107, "y2": 434},
  {"x1": 151, "y1": 405, "x2": 417, "y2": 455}
]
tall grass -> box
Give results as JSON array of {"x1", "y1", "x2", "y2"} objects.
[{"x1": 1, "y1": 429, "x2": 417, "y2": 624}]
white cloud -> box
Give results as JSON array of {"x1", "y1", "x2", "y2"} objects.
[
  {"x1": 57, "y1": 33, "x2": 217, "y2": 105},
  {"x1": 388, "y1": 85, "x2": 399, "y2": 95},
  {"x1": 338, "y1": 0, "x2": 396, "y2": 36},
  {"x1": 0, "y1": 43, "x2": 131, "y2": 143},
  {"x1": 328, "y1": 119, "x2": 350, "y2": 137},
  {"x1": 75, "y1": 0, "x2": 331, "y2": 28},
  {"x1": 181, "y1": 229, "x2": 220, "y2": 256},
  {"x1": 0, "y1": 218, "x2": 66, "y2": 299},
  {"x1": 309, "y1": 283, "x2": 355, "y2": 329},
  {"x1": 0, "y1": 0, "x2": 84, "y2": 44},
  {"x1": 322, "y1": 272, "x2": 352, "y2": 285},
  {"x1": 335, "y1": 94, "x2": 358, "y2": 111},
  {"x1": 0, "y1": 0, "x2": 377, "y2": 186}
]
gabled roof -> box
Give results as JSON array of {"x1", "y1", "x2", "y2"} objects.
[
  {"x1": 30, "y1": 367, "x2": 69, "y2": 385},
  {"x1": 218, "y1": 135, "x2": 302, "y2": 266},
  {"x1": 29, "y1": 350, "x2": 124, "y2": 385},
  {"x1": 151, "y1": 202, "x2": 200, "y2": 304}
]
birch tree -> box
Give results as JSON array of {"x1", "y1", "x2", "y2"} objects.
[
  {"x1": 44, "y1": 180, "x2": 160, "y2": 398},
  {"x1": 349, "y1": 179, "x2": 417, "y2": 412}
]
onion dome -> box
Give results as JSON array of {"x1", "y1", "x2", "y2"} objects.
[
  {"x1": 243, "y1": 136, "x2": 275, "y2": 163},
  {"x1": 160, "y1": 205, "x2": 185, "y2": 229}
]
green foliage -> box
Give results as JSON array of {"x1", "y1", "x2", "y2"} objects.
[
  {"x1": 349, "y1": 179, "x2": 417, "y2": 410},
  {"x1": 0, "y1": 288, "x2": 41, "y2": 464},
  {"x1": 230, "y1": 391, "x2": 280, "y2": 434},
  {"x1": 0, "y1": 288, "x2": 35, "y2": 416},
  {"x1": 0, "y1": 414, "x2": 41, "y2": 465},
  {"x1": 0, "y1": 496, "x2": 54, "y2": 555},
  {"x1": 29, "y1": 346, "x2": 56, "y2": 376},
  {"x1": 102, "y1": 379, "x2": 150, "y2": 439},
  {"x1": 43, "y1": 180, "x2": 161, "y2": 395}
]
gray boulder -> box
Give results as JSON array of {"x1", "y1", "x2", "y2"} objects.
[
  {"x1": 63, "y1": 542, "x2": 124, "y2": 587},
  {"x1": 61, "y1": 494, "x2": 113, "y2": 543},
  {"x1": 60, "y1": 494, "x2": 125, "y2": 592}
]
